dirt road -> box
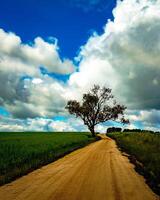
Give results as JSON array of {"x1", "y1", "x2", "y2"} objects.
[{"x1": 0, "y1": 136, "x2": 158, "y2": 200}]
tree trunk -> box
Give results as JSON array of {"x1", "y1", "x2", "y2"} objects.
[{"x1": 89, "y1": 126, "x2": 96, "y2": 137}]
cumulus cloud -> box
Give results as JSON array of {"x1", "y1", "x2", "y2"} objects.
[
  {"x1": 63, "y1": 0, "x2": 160, "y2": 131},
  {"x1": 0, "y1": 29, "x2": 74, "y2": 75},
  {"x1": 0, "y1": 29, "x2": 75, "y2": 119},
  {"x1": 48, "y1": 120, "x2": 76, "y2": 132},
  {"x1": 0, "y1": 116, "x2": 87, "y2": 132},
  {"x1": 2, "y1": 75, "x2": 71, "y2": 119},
  {"x1": 128, "y1": 109, "x2": 160, "y2": 130},
  {"x1": 0, "y1": 117, "x2": 51, "y2": 132},
  {"x1": 70, "y1": 0, "x2": 160, "y2": 110}
]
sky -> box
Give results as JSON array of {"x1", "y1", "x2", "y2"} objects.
[
  {"x1": 0, "y1": 0, "x2": 160, "y2": 132},
  {"x1": 0, "y1": 0, "x2": 116, "y2": 59}
]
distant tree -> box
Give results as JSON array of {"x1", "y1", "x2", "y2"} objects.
[
  {"x1": 65, "y1": 85, "x2": 129, "y2": 137},
  {"x1": 107, "y1": 127, "x2": 122, "y2": 133},
  {"x1": 123, "y1": 129, "x2": 142, "y2": 132}
]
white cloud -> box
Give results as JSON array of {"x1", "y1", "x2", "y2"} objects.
[
  {"x1": 21, "y1": 37, "x2": 74, "y2": 74},
  {"x1": 3, "y1": 75, "x2": 69, "y2": 118},
  {"x1": 0, "y1": 117, "x2": 87, "y2": 132},
  {"x1": 0, "y1": 28, "x2": 75, "y2": 119},
  {"x1": 0, "y1": 29, "x2": 75, "y2": 75},
  {"x1": 131, "y1": 109, "x2": 160, "y2": 126},
  {"x1": 126, "y1": 109, "x2": 160, "y2": 131},
  {"x1": 125, "y1": 123, "x2": 138, "y2": 130},
  {"x1": 48, "y1": 121, "x2": 76, "y2": 132},
  {"x1": 48, "y1": 116, "x2": 89, "y2": 132},
  {"x1": 69, "y1": 0, "x2": 160, "y2": 110},
  {"x1": 62, "y1": 0, "x2": 160, "y2": 131},
  {"x1": 0, "y1": 117, "x2": 51, "y2": 132}
]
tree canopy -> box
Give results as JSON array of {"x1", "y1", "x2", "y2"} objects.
[{"x1": 66, "y1": 85, "x2": 129, "y2": 137}]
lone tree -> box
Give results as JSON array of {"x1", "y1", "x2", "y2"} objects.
[{"x1": 66, "y1": 85, "x2": 129, "y2": 137}]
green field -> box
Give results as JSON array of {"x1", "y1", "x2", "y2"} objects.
[
  {"x1": 0, "y1": 132, "x2": 97, "y2": 185},
  {"x1": 107, "y1": 132, "x2": 160, "y2": 194}
]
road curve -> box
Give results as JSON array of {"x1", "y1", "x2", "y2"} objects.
[{"x1": 0, "y1": 136, "x2": 158, "y2": 200}]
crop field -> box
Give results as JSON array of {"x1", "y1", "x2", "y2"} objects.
[
  {"x1": 107, "y1": 132, "x2": 160, "y2": 194},
  {"x1": 0, "y1": 132, "x2": 97, "y2": 185}
]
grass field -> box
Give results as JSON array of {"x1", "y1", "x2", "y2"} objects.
[
  {"x1": 107, "y1": 132, "x2": 160, "y2": 194},
  {"x1": 0, "y1": 132, "x2": 97, "y2": 185}
]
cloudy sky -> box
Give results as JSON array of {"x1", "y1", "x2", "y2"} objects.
[{"x1": 0, "y1": 0, "x2": 160, "y2": 132}]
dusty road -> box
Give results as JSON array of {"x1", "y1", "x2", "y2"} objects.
[{"x1": 0, "y1": 136, "x2": 158, "y2": 200}]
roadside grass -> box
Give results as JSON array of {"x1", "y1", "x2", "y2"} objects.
[
  {"x1": 0, "y1": 132, "x2": 98, "y2": 185},
  {"x1": 107, "y1": 132, "x2": 160, "y2": 195}
]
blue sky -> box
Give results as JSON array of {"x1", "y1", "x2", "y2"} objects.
[
  {"x1": 0, "y1": 0, "x2": 116, "y2": 59},
  {"x1": 0, "y1": 0, "x2": 160, "y2": 132}
]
